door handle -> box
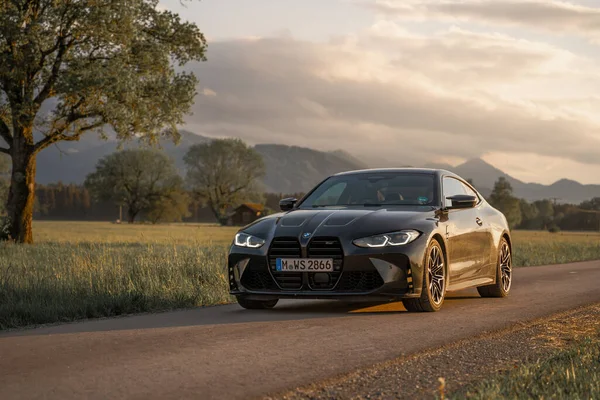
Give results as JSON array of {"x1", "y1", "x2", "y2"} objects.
[{"x1": 476, "y1": 217, "x2": 483, "y2": 226}]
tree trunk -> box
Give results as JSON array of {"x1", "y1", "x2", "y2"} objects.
[
  {"x1": 5, "y1": 143, "x2": 36, "y2": 244},
  {"x1": 127, "y1": 207, "x2": 138, "y2": 224},
  {"x1": 208, "y1": 201, "x2": 228, "y2": 226}
]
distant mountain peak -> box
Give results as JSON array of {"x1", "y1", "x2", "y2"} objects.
[
  {"x1": 461, "y1": 157, "x2": 501, "y2": 170},
  {"x1": 550, "y1": 178, "x2": 582, "y2": 187},
  {"x1": 442, "y1": 157, "x2": 523, "y2": 192}
]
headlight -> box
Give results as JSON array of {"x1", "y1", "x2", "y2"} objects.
[
  {"x1": 234, "y1": 232, "x2": 266, "y2": 248},
  {"x1": 353, "y1": 230, "x2": 420, "y2": 248}
]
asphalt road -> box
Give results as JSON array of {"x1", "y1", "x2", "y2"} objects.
[{"x1": 1, "y1": 261, "x2": 599, "y2": 400}]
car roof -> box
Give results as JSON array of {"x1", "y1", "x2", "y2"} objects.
[{"x1": 333, "y1": 168, "x2": 460, "y2": 179}]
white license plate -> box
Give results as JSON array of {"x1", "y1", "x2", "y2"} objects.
[{"x1": 276, "y1": 258, "x2": 334, "y2": 272}]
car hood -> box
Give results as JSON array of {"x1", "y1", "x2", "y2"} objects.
[{"x1": 243, "y1": 206, "x2": 439, "y2": 241}]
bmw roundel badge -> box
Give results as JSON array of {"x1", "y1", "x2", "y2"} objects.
[{"x1": 302, "y1": 232, "x2": 312, "y2": 239}]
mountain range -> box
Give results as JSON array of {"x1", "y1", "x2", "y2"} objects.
[
  {"x1": 34, "y1": 130, "x2": 600, "y2": 204},
  {"x1": 425, "y1": 158, "x2": 600, "y2": 204},
  {"x1": 35, "y1": 130, "x2": 367, "y2": 194}
]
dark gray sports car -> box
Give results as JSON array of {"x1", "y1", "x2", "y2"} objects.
[{"x1": 228, "y1": 168, "x2": 512, "y2": 312}]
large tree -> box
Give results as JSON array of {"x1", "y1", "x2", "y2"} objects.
[
  {"x1": 0, "y1": 0, "x2": 206, "y2": 242},
  {"x1": 85, "y1": 149, "x2": 187, "y2": 224},
  {"x1": 488, "y1": 177, "x2": 522, "y2": 229},
  {"x1": 517, "y1": 198, "x2": 538, "y2": 229},
  {"x1": 533, "y1": 199, "x2": 555, "y2": 230},
  {"x1": 184, "y1": 138, "x2": 265, "y2": 225}
]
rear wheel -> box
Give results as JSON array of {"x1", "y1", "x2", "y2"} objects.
[
  {"x1": 236, "y1": 296, "x2": 279, "y2": 310},
  {"x1": 402, "y1": 239, "x2": 446, "y2": 312},
  {"x1": 477, "y1": 238, "x2": 512, "y2": 298}
]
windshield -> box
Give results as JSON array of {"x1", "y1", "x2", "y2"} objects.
[{"x1": 298, "y1": 172, "x2": 438, "y2": 208}]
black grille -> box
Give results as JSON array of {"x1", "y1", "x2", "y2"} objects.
[
  {"x1": 307, "y1": 237, "x2": 343, "y2": 290},
  {"x1": 336, "y1": 271, "x2": 385, "y2": 292},
  {"x1": 269, "y1": 237, "x2": 303, "y2": 290},
  {"x1": 240, "y1": 258, "x2": 278, "y2": 291}
]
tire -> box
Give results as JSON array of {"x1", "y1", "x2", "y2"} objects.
[
  {"x1": 477, "y1": 237, "x2": 512, "y2": 298},
  {"x1": 236, "y1": 296, "x2": 279, "y2": 310},
  {"x1": 402, "y1": 239, "x2": 446, "y2": 312}
]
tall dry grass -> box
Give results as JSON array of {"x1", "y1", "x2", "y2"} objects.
[{"x1": 0, "y1": 241, "x2": 232, "y2": 330}]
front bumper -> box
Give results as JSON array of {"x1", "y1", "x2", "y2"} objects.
[{"x1": 228, "y1": 237, "x2": 427, "y2": 300}]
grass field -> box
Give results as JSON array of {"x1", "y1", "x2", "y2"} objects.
[
  {"x1": 0, "y1": 221, "x2": 599, "y2": 330},
  {"x1": 511, "y1": 230, "x2": 600, "y2": 266},
  {"x1": 32, "y1": 221, "x2": 238, "y2": 246},
  {"x1": 457, "y1": 334, "x2": 600, "y2": 400}
]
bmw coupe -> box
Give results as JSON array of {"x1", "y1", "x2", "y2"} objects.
[{"x1": 228, "y1": 168, "x2": 512, "y2": 312}]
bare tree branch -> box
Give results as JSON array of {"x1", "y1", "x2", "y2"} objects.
[
  {"x1": 34, "y1": 112, "x2": 103, "y2": 152},
  {"x1": 33, "y1": 37, "x2": 76, "y2": 106}
]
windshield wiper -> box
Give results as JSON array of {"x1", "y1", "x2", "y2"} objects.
[
  {"x1": 311, "y1": 203, "x2": 423, "y2": 208},
  {"x1": 364, "y1": 203, "x2": 426, "y2": 206},
  {"x1": 312, "y1": 203, "x2": 389, "y2": 207}
]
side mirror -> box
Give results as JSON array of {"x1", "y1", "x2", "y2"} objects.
[
  {"x1": 447, "y1": 195, "x2": 477, "y2": 209},
  {"x1": 279, "y1": 197, "x2": 298, "y2": 212}
]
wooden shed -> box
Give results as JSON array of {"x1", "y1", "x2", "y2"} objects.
[{"x1": 229, "y1": 203, "x2": 265, "y2": 226}]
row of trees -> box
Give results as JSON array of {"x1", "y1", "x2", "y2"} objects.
[
  {"x1": 34, "y1": 183, "x2": 220, "y2": 223},
  {"x1": 0, "y1": 139, "x2": 296, "y2": 225},
  {"x1": 32, "y1": 184, "x2": 303, "y2": 224},
  {"x1": 83, "y1": 138, "x2": 264, "y2": 224},
  {"x1": 486, "y1": 177, "x2": 600, "y2": 232}
]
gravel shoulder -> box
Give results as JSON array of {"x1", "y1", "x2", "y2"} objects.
[{"x1": 267, "y1": 303, "x2": 600, "y2": 400}]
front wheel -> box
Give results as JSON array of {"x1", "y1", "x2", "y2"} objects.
[
  {"x1": 477, "y1": 238, "x2": 512, "y2": 298},
  {"x1": 236, "y1": 296, "x2": 279, "y2": 310},
  {"x1": 402, "y1": 239, "x2": 446, "y2": 312}
]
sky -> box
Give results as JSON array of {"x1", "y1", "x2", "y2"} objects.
[{"x1": 159, "y1": 0, "x2": 600, "y2": 185}]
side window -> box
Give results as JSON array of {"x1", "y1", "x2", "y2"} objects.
[
  {"x1": 443, "y1": 177, "x2": 466, "y2": 207},
  {"x1": 461, "y1": 182, "x2": 480, "y2": 203}
]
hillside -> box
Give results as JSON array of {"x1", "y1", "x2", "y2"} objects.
[
  {"x1": 35, "y1": 131, "x2": 365, "y2": 193},
  {"x1": 254, "y1": 145, "x2": 366, "y2": 193},
  {"x1": 35, "y1": 130, "x2": 210, "y2": 184}
]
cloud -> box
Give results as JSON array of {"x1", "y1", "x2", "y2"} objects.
[
  {"x1": 362, "y1": 21, "x2": 588, "y2": 90},
  {"x1": 181, "y1": 25, "x2": 600, "y2": 176},
  {"x1": 202, "y1": 88, "x2": 217, "y2": 96},
  {"x1": 367, "y1": 0, "x2": 600, "y2": 41}
]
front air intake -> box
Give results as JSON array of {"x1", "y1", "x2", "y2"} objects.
[
  {"x1": 268, "y1": 237, "x2": 303, "y2": 290},
  {"x1": 306, "y1": 237, "x2": 343, "y2": 290}
]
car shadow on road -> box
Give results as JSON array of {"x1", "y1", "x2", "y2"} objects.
[{"x1": 1, "y1": 290, "x2": 481, "y2": 337}]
